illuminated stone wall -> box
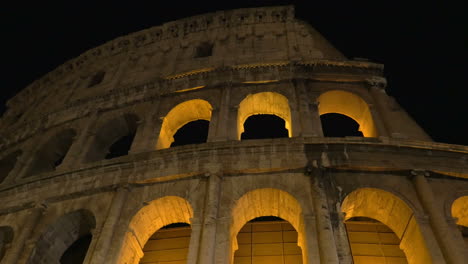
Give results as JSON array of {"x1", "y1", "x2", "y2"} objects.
[{"x1": 0, "y1": 5, "x2": 467, "y2": 264}]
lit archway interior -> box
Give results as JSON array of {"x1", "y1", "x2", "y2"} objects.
[
  {"x1": 237, "y1": 92, "x2": 292, "y2": 139},
  {"x1": 157, "y1": 99, "x2": 212, "y2": 149},
  {"x1": 451, "y1": 196, "x2": 468, "y2": 248},
  {"x1": 231, "y1": 188, "x2": 306, "y2": 264},
  {"x1": 318, "y1": 90, "x2": 377, "y2": 137},
  {"x1": 117, "y1": 196, "x2": 193, "y2": 264},
  {"x1": 27, "y1": 210, "x2": 95, "y2": 264},
  {"x1": 342, "y1": 188, "x2": 432, "y2": 264}
]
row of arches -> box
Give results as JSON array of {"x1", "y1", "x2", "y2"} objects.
[
  {"x1": 0, "y1": 90, "x2": 375, "y2": 181},
  {"x1": 2, "y1": 188, "x2": 466, "y2": 264}
]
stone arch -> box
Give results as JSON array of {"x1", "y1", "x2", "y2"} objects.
[
  {"x1": 237, "y1": 92, "x2": 292, "y2": 139},
  {"x1": 25, "y1": 129, "x2": 76, "y2": 177},
  {"x1": 318, "y1": 90, "x2": 378, "y2": 137},
  {"x1": 0, "y1": 226, "x2": 13, "y2": 262},
  {"x1": 230, "y1": 188, "x2": 307, "y2": 264},
  {"x1": 116, "y1": 196, "x2": 194, "y2": 264},
  {"x1": 341, "y1": 188, "x2": 433, "y2": 264},
  {"x1": 0, "y1": 150, "x2": 22, "y2": 183},
  {"x1": 452, "y1": 196, "x2": 468, "y2": 227},
  {"x1": 156, "y1": 99, "x2": 212, "y2": 149},
  {"x1": 27, "y1": 209, "x2": 96, "y2": 264},
  {"x1": 85, "y1": 113, "x2": 139, "y2": 162}
]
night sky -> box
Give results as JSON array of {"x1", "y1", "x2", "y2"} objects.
[{"x1": 2, "y1": 1, "x2": 467, "y2": 145}]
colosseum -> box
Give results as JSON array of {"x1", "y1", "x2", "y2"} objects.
[{"x1": 0, "y1": 5, "x2": 467, "y2": 264}]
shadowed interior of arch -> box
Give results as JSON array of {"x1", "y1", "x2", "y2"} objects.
[
  {"x1": 234, "y1": 215, "x2": 303, "y2": 264},
  {"x1": 25, "y1": 129, "x2": 76, "y2": 177},
  {"x1": 59, "y1": 233, "x2": 93, "y2": 264},
  {"x1": 139, "y1": 222, "x2": 191, "y2": 264},
  {"x1": 241, "y1": 114, "x2": 289, "y2": 140},
  {"x1": 170, "y1": 119, "x2": 209, "y2": 147},
  {"x1": 0, "y1": 150, "x2": 21, "y2": 183},
  {"x1": 344, "y1": 217, "x2": 407, "y2": 264},
  {"x1": 105, "y1": 132, "x2": 136, "y2": 159},
  {"x1": 320, "y1": 113, "x2": 364, "y2": 137}
]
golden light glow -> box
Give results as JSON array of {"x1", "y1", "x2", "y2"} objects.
[
  {"x1": 318, "y1": 90, "x2": 377, "y2": 137},
  {"x1": 342, "y1": 188, "x2": 432, "y2": 264},
  {"x1": 174, "y1": 85, "x2": 205, "y2": 93},
  {"x1": 116, "y1": 196, "x2": 193, "y2": 264},
  {"x1": 452, "y1": 196, "x2": 468, "y2": 227},
  {"x1": 242, "y1": 80, "x2": 278, "y2": 84},
  {"x1": 156, "y1": 99, "x2": 212, "y2": 149},
  {"x1": 237, "y1": 92, "x2": 292, "y2": 139},
  {"x1": 230, "y1": 188, "x2": 307, "y2": 264}
]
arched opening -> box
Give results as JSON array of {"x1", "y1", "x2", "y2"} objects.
[
  {"x1": 230, "y1": 188, "x2": 307, "y2": 264},
  {"x1": 318, "y1": 90, "x2": 377, "y2": 137},
  {"x1": 345, "y1": 217, "x2": 407, "y2": 264},
  {"x1": 0, "y1": 150, "x2": 21, "y2": 183},
  {"x1": 0, "y1": 226, "x2": 13, "y2": 262},
  {"x1": 171, "y1": 120, "x2": 210, "y2": 147},
  {"x1": 25, "y1": 129, "x2": 76, "y2": 177},
  {"x1": 117, "y1": 196, "x2": 193, "y2": 264},
  {"x1": 341, "y1": 188, "x2": 433, "y2": 264},
  {"x1": 320, "y1": 113, "x2": 363, "y2": 137},
  {"x1": 85, "y1": 114, "x2": 138, "y2": 162},
  {"x1": 157, "y1": 99, "x2": 212, "y2": 149},
  {"x1": 234, "y1": 216, "x2": 302, "y2": 264},
  {"x1": 27, "y1": 210, "x2": 95, "y2": 264},
  {"x1": 451, "y1": 196, "x2": 468, "y2": 249},
  {"x1": 237, "y1": 92, "x2": 292, "y2": 140},
  {"x1": 241, "y1": 114, "x2": 289, "y2": 140},
  {"x1": 139, "y1": 222, "x2": 191, "y2": 263}
]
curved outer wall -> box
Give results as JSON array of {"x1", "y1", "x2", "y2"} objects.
[{"x1": 0, "y1": 5, "x2": 467, "y2": 264}]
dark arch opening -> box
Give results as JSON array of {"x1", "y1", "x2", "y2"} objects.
[
  {"x1": 241, "y1": 114, "x2": 288, "y2": 140},
  {"x1": 249, "y1": 216, "x2": 283, "y2": 222},
  {"x1": 59, "y1": 233, "x2": 92, "y2": 264},
  {"x1": 170, "y1": 120, "x2": 209, "y2": 147},
  {"x1": 105, "y1": 132, "x2": 136, "y2": 159},
  {"x1": 86, "y1": 114, "x2": 139, "y2": 162},
  {"x1": 194, "y1": 42, "x2": 213, "y2": 58},
  {"x1": 26, "y1": 129, "x2": 76, "y2": 177},
  {"x1": 0, "y1": 226, "x2": 14, "y2": 262},
  {"x1": 0, "y1": 150, "x2": 21, "y2": 183},
  {"x1": 320, "y1": 113, "x2": 363, "y2": 137}
]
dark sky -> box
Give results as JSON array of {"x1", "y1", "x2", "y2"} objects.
[{"x1": 2, "y1": 1, "x2": 467, "y2": 145}]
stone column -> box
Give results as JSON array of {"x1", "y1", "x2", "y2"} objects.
[
  {"x1": 88, "y1": 187, "x2": 129, "y2": 264},
  {"x1": 197, "y1": 173, "x2": 222, "y2": 264},
  {"x1": 301, "y1": 214, "x2": 321, "y2": 264},
  {"x1": 185, "y1": 217, "x2": 202, "y2": 264},
  {"x1": 412, "y1": 170, "x2": 468, "y2": 264},
  {"x1": 82, "y1": 228, "x2": 101, "y2": 264},
  {"x1": 208, "y1": 85, "x2": 234, "y2": 142},
  {"x1": 310, "y1": 172, "x2": 339, "y2": 263},
  {"x1": 6, "y1": 206, "x2": 45, "y2": 264},
  {"x1": 293, "y1": 80, "x2": 321, "y2": 137}
]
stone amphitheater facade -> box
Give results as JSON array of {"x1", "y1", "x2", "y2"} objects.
[{"x1": 0, "y1": 5, "x2": 467, "y2": 264}]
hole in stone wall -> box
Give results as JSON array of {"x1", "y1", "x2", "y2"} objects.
[
  {"x1": 194, "y1": 42, "x2": 213, "y2": 58},
  {"x1": 234, "y1": 216, "x2": 303, "y2": 264},
  {"x1": 87, "y1": 71, "x2": 105, "y2": 88},
  {"x1": 0, "y1": 150, "x2": 21, "y2": 183},
  {"x1": 26, "y1": 129, "x2": 76, "y2": 177},
  {"x1": 345, "y1": 217, "x2": 408, "y2": 264},
  {"x1": 241, "y1": 114, "x2": 288, "y2": 140},
  {"x1": 139, "y1": 222, "x2": 191, "y2": 264},
  {"x1": 59, "y1": 233, "x2": 92, "y2": 264},
  {"x1": 105, "y1": 132, "x2": 136, "y2": 159},
  {"x1": 0, "y1": 226, "x2": 13, "y2": 262},
  {"x1": 320, "y1": 113, "x2": 363, "y2": 137},
  {"x1": 170, "y1": 120, "x2": 209, "y2": 147},
  {"x1": 86, "y1": 114, "x2": 139, "y2": 162}
]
